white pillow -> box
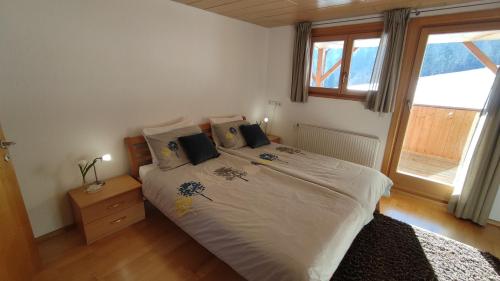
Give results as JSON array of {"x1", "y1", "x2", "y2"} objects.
[
  {"x1": 208, "y1": 115, "x2": 243, "y2": 146},
  {"x1": 143, "y1": 117, "x2": 194, "y2": 165}
]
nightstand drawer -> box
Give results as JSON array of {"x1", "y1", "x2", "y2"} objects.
[
  {"x1": 81, "y1": 189, "x2": 142, "y2": 224},
  {"x1": 84, "y1": 202, "x2": 145, "y2": 244}
]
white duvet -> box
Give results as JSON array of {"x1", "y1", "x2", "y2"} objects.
[
  {"x1": 220, "y1": 142, "x2": 393, "y2": 223},
  {"x1": 142, "y1": 152, "x2": 365, "y2": 281}
]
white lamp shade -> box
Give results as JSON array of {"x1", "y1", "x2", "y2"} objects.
[{"x1": 264, "y1": 117, "x2": 269, "y2": 123}]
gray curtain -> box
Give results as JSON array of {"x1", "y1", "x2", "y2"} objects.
[
  {"x1": 366, "y1": 8, "x2": 411, "y2": 113},
  {"x1": 448, "y1": 70, "x2": 500, "y2": 225},
  {"x1": 290, "y1": 22, "x2": 312, "y2": 103}
]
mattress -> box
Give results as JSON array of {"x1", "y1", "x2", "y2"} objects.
[
  {"x1": 142, "y1": 151, "x2": 365, "y2": 281},
  {"x1": 220, "y1": 142, "x2": 393, "y2": 223},
  {"x1": 139, "y1": 163, "x2": 156, "y2": 180}
]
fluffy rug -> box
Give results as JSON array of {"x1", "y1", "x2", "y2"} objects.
[{"x1": 332, "y1": 213, "x2": 500, "y2": 281}]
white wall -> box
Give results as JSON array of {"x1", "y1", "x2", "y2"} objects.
[
  {"x1": 264, "y1": 26, "x2": 392, "y2": 169},
  {"x1": 0, "y1": 0, "x2": 269, "y2": 237}
]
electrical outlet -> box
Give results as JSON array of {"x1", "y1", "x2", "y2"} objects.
[{"x1": 268, "y1": 100, "x2": 282, "y2": 106}]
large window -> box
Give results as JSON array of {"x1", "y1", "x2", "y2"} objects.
[{"x1": 309, "y1": 23, "x2": 382, "y2": 100}]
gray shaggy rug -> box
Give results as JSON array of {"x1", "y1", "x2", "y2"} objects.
[{"x1": 332, "y1": 213, "x2": 500, "y2": 281}]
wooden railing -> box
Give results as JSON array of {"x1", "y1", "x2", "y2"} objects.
[{"x1": 402, "y1": 105, "x2": 479, "y2": 163}]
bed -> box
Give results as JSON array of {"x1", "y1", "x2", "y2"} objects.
[
  {"x1": 124, "y1": 124, "x2": 366, "y2": 281},
  {"x1": 218, "y1": 142, "x2": 393, "y2": 224}
]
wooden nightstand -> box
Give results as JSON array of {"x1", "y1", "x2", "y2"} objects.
[
  {"x1": 267, "y1": 134, "x2": 281, "y2": 144},
  {"x1": 69, "y1": 175, "x2": 145, "y2": 244}
]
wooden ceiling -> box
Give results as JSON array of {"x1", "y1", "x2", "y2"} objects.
[{"x1": 173, "y1": 0, "x2": 477, "y2": 27}]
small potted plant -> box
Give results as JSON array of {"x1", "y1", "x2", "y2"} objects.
[
  {"x1": 77, "y1": 154, "x2": 112, "y2": 193},
  {"x1": 78, "y1": 159, "x2": 94, "y2": 187}
]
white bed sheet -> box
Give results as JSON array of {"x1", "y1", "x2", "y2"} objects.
[
  {"x1": 220, "y1": 142, "x2": 393, "y2": 224},
  {"x1": 142, "y1": 152, "x2": 365, "y2": 281}
]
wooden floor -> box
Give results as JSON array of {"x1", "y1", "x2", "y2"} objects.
[
  {"x1": 398, "y1": 151, "x2": 459, "y2": 186},
  {"x1": 35, "y1": 191, "x2": 500, "y2": 281}
]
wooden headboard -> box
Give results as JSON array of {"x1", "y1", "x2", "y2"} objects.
[{"x1": 124, "y1": 122, "x2": 212, "y2": 180}]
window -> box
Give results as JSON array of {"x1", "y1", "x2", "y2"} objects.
[
  {"x1": 310, "y1": 40, "x2": 344, "y2": 89},
  {"x1": 309, "y1": 23, "x2": 383, "y2": 100}
]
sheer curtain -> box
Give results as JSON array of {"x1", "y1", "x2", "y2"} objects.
[
  {"x1": 448, "y1": 70, "x2": 500, "y2": 225},
  {"x1": 366, "y1": 8, "x2": 410, "y2": 113}
]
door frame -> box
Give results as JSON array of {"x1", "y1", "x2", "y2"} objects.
[{"x1": 381, "y1": 8, "x2": 500, "y2": 203}]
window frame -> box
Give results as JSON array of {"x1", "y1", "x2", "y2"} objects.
[{"x1": 309, "y1": 22, "x2": 383, "y2": 101}]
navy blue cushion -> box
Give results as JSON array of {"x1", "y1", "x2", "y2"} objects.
[
  {"x1": 239, "y1": 124, "x2": 270, "y2": 148},
  {"x1": 178, "y1": 133, "x2": 220, "y2": 165}
]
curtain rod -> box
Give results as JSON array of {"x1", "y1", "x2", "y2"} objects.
[{"x1": 312, "y1": 0, "x2": 500, "y2": 27}]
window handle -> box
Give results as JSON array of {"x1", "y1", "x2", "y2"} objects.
[{"x1": 341, "y1": 72, "x2": 348, "y2": 85}]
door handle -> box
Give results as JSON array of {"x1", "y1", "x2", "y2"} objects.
[
  {"x1": 1, "y1": 140, "x2": 15, "y2": 162},
  {"x1": 406, "y1": 100, "x2": 412, "y2": 111},
  {"x1": 0, "y1": 141, "x2": 16, "y2": 149}
]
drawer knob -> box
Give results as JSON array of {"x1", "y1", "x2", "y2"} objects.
[
  {"x1": 110, "y1": 216, "x2": 127, "y2": 224},
  {"x1": 107, "y1": 202, "x2": 123, "y2": 209}
]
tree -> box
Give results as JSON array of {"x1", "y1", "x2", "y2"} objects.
[
  {"x1": 214, "y1": 167, "x2": 248, "y2": 181},
  {"x1": 276, "y1": 146, "x2": 305, "y2": 155},
  {"x1": 178, "y1": 181, "x2": 212, "y2": 201}
]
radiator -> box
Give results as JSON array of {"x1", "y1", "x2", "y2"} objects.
[{"x1": 296, "y1": 123, "x2": 380, "y2": 168}]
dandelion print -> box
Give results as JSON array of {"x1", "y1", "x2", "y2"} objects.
[
  {"x1": 168, "y1": 141, "x2": 180, "y2": 158},
  {"x1": 178, "y1": 181, "x2": 213, "y2": 201},
  {"x1": 259, "y1": 153, "x2": 278, "y2": 161},
  {"x1": 276, "y1": 146, "x2": 305, "y2": 155},
  {"x1": 225, "y1": 132, "x2": 234, "y2": 140},
  {"x1": 161, "y1": 147, "x2": 171, "y2": 158},
  {"x1": 175, "y1": 196, "x2": 193, "y2": 217},
  {"x1": 225, "y1": 127, "x2": 238, "y2": 141},
  {"x1": 259, "y1": 153, "x2": 287, "y2": 163},
  {"x1": 214, "y1": 167, "x2": 248, "y2": 181}
]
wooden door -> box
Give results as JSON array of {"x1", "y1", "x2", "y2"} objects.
[{"x1": 0, "y1": 125, "x2": 39, "y2": 280}]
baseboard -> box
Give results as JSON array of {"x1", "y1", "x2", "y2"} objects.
[
  {"x1": 392, "y1": 185, "x2": 449, "y2": 204},
  {"x1": 391, "y1": 188, "x2": 448, "y2": 207},
  {"x1": 35, "y1": 224, "x2": 75, "y2": 243},
  {"x1": 487, "y1": 219, "x2": 500, "y2": 228}
]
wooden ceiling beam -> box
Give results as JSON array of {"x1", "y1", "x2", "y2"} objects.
[{"x1": 463, "y1": 41, "x2": 498, "y2": 74}]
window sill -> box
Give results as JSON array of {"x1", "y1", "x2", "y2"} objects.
[{"x1": 309, "y1": 91, "x2": 366, "y2": 102}]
